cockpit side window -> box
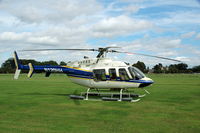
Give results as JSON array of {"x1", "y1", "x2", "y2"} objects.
[
  {"x1": 109, "y1": 68, "x2": 117, "y2": 80},
  {"x1": 128, "y1": 67, "x2": 135, "y2": 80},
  {"x1": 128, "y1": 67, "x2": 145, "y2": 80},
  {"x1": 119, "y1": 68, "x2": 130, "y2": 81},
  {"x1": 93, "y1": 69, "x2": 107, "y2": 81}
]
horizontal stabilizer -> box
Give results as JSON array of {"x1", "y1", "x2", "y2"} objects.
[
  {"x1": 28, "y1": 63, "x2": 34, "y2": 78},
  {"x1": 45, "y1": 72, "x2": 51, "y2": 77}
]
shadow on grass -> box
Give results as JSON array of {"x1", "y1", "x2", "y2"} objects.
[
  {"x1": 157, "y1": 83, "x2": 200, "y2": 86},
  {"x1": 20, "y1": 92, "x2": 71, "y2": 96},
  {"x1": 20, "y1": 92, "x2": 81, "y2": 105}
]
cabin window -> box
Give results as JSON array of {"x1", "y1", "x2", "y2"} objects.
[
  {"x1": 93, "y1": 69, "x2": 107, "y2": 81},
  {"x1": 119, "y1": 68, "x2": 130, "y2": 81},
  {"x1": 109, "y1": 68, "x2": 117, "y2": 80}
]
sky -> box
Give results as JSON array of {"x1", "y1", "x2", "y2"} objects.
[{"x1": 0, "y1": 0, "x2": 200, "y2": 67}]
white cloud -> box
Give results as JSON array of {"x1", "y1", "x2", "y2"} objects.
[
  {"x1": 123, "y1": 5, "x2": 140, "y2": 14},
  {"x1": 175, "y1": 56, "x2": 190, "y2": 62},
  {"x1": 137, "y1": 0, "x2": 200, "y2": 8},
  {"x1": 92, "y1": 15, "x2": 153, "y2": 37},
  {"x1": 27, "y1": 36, "x2": 59, "y2": 44},
  {"x1": 107, "y1": 37, "x2": 182, "y2": 61},
  {"x1": 155, "y1": 11, "x2": 200, "y2": 26},
  {"x1": 0, "y1": 0, "x2": 103, "y2": 24},
  {"x1": 196, "y1": 33, "x2": 200, "y2": 40},
  {"x1": 0, "y1": 32, "x2": 59, "y2": 45},
  {"x1": 0, "y1": 32, "x2": 30, "y2": 41},
  {"x1": 140, "y1": 38, "x2": 181, "y2": 52},
  {"x1": 158, "y1": 51, "x2": 178, "y2": 57},
  {"x1": 0, "y1": 0, "x2": 200, "y2": 67},
  {"x1": 181, "y1": 31, "x2": 196, "y2": 39},
  {"x1": 107, "y1": 36, "x2": 195, "y2": 66},
  {"x1": 109, "y1": 37, "x2": 182, "y2": 54}
]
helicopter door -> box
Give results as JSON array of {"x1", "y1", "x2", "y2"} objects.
[
  {"x1": 119, "y1": 68, "x2": 130, "y2": 81},
  {"x1": 91, "y1": 69, "x2": 108, "y2": 88},
  {"x1": 109, "y1": 68, "x2": 117, "y2": 81},
  {"x1": 93, "y1": 69, "x2": 107, "y2": 81}
]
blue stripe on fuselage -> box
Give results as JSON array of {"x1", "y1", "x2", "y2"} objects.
[
  {"x1": 20, "y1": 64, "x2": 153, "y2": 84},
  {"x1": 20, "y1": 64, "x2": 93, "y2": 76}
]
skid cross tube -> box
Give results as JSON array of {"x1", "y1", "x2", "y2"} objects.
[
  {"x1": 85, "y1": 88, "x2": 90, "y2": 100},
  {"x1": 119, "y1": 89, "x2": 123, "y2": 101}
]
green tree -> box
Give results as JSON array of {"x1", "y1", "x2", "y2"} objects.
[
  {"x1": 21, "y1": 59, "x2": 40, "y2": 65},
  {"x1": 153, "y1": 63, "x2": 163, "y2": 73},
  {"x1": 167, "y1": 63, "x2": 188, "y2": 73},
  {"x1": 192, "y1": 65, "x2": 200, "y2": 73},
  {"x1": 41, "y1": 61, "x2": 58, "y2": 66},
  {"x1": 0, "y1": 58, "x2": 59, "y2": 73},
  {"x1": 176, "y1": 63, "x2": 188, "y2": 73},
  {"x1": 132, "y1": 61, "x2": 147, "y2": 73},
  {"x1": 0, "y1": 58, "x2": 15, "y2": 73},
  {"x1": 168, "y1": 64, "x2": 178, "y2": 73},
  {"x1": 60, "y1": 61, "x2": 67, "y2": 66}
]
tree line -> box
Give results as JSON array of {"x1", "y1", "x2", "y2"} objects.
[
  {"x1": 0, "y1": 58, "x2": 67, "y2": 73},
  {"x1": 0, "y1": 58, "x2": 200, "y2": 73},
  {"x1": 133, "y1": 61, "x2": 200, "y2": 73}
]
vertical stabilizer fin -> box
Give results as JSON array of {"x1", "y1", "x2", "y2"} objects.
[
  {"x1": 13, "y1": 51, "x2": 21, "y2": 79},
  {"x1": 28, "y1": 63, "x2": 34, "y2": 78},
  {"x1": 14, "y1": 51, "x2": 20, "y2": 69}
]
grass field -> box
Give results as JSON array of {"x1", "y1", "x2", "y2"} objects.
[{"x1": 0, "y1": 74, "x2": 199, "y2": 133}]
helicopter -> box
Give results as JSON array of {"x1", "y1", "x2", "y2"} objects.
[{"x1": 13, "y1": 47, "x2": 181, "y2": 102}]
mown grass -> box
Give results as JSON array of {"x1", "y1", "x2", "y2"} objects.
[{"x1": 0, "y1": 74, "x2": 199, "y2": 133}]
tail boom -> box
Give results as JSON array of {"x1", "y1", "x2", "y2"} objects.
[{"x1": 13, "y1": 51, "x2": 69, "y2": 79}]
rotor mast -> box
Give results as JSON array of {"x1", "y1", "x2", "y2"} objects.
[
  {"x1": 96, "y1": 47, "x2": 119, "y2": 58},
  {"x1": 96, "y1": 48, "x2": 108, "y2": 58}
]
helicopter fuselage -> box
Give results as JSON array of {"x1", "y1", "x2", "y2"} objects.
[{"x1": 64, "y1": 58, "x2": 154, "y2": 89}]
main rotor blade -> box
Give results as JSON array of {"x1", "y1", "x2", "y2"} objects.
[
  {"x1": 20, "y1": 48, "x2": 98, "y2": 51},
  {"x1": 19, "y1": 47, "x2": 181, "y2": 62},
  {"x1": 20, "y1": 47, "x2": 120, "y2": 52},
  {"x1": 105, "y1": 46, "x2": 121, "y2": 49},
  {"x1": 115, "y1": 51, "x2": 182, "y2": 62}
]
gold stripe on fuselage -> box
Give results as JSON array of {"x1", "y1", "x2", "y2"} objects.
[
  {"x1": 62, "y1": 65, "x2": 92, "y2": 72},
  {"x1": 68, "y1": 76, "x2": 91, "y2": 80}
]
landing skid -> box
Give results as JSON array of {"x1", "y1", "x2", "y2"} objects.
[{"x1": 69, "y1": 88, "x2": 150, "y2": 102}]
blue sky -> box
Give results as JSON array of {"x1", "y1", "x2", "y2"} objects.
[{"x1": 0, "y1": 0, "x2": 200, "y2": 67}]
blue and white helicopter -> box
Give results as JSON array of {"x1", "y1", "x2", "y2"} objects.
[{"x1": 14, "y1": 47, "x2": 180, "y2": 102}]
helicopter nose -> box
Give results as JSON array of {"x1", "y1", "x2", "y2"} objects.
[{"x1": 139, "y1": 77, "x2": 154, "y2": 88}]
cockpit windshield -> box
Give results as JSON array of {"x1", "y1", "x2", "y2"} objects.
[{"x1": 128, "y1": 67, "x2": 146, "y2": 79}]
